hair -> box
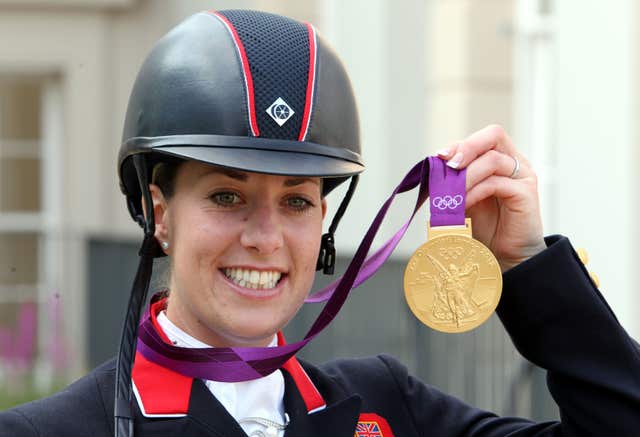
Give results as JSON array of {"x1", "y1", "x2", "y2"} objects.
[{"x1": 151, "y1": 155, "x2": 185, "y2": 200}]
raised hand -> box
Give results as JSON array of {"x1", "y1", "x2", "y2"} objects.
[{"x1": 437, "y1": 125, "x2": 547, "y2": 271}]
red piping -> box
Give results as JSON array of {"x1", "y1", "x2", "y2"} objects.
[
  {"x1": 210, "y1": 11, "x2": 260, "y2": 136},
  {"x1": 298, "y1": 23, "x2": 317, "y2": 141}
]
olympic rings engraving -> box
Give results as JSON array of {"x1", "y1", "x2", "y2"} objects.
[{"x1": 432, "y1": 195, "x2": 463, "y2": 210}]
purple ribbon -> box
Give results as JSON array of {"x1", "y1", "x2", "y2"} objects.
[
  {"x1": 137, "y1": 157, "x2": 438, "y2": 382},
  {"x1": 428, "y1": 157, "x2": 466, "y2": 226},
  {"x1": 307, "y1": 157, "x2": 466, "y2": 303}
]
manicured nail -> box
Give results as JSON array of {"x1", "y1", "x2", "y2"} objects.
[
  {"x1": 447, "y1": 152, "x2": 463, "y2": 168},
  {"x1": 436, "y1": 148, "x2": 451, "y2": 157}
]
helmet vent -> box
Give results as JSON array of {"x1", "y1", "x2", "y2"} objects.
[{"x1": 217, "y1": 10, "x2": 310, "y2": 140}]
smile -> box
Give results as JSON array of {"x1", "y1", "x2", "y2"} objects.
[{"x1": 223, "y1": 268, "x2": 283, "y2": 290}]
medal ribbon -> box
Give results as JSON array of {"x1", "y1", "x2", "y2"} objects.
[
  {"x1": 427, "y1": 156, "x2": 466, "y2": 226},
  {"x1": 137, "y1": 157, "x2": 461, "y2": 382},
  {"x1": 308, "y1": 157, "x2": 466, "y2": 302}
]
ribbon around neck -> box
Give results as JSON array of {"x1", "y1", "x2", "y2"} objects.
[{"x1": 137, "y1": 157, "x2": 440, "y2": 382}]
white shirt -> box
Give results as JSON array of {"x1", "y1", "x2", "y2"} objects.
[{"x1": 157, "y1": 312, "x2": 288, "y2": 437}]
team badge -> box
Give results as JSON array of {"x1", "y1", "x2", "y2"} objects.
[
  {"x1": 354, "y1": 413, "x2": 394, "y2": 437},
  {"x1": 266, "y1": 97, "x2": 295, "y2": 126}
]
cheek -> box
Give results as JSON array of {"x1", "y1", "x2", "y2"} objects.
[
  {"x1": 289, "y1": 217, "x2": 323, "y2": 271},
  {"x1": 171, "y1": 212, "x2": 233, "y2": 275}
]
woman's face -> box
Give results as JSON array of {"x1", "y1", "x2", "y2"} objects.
[{"x1": 151, "y1": 161, "x2": 326, "y2": 348}]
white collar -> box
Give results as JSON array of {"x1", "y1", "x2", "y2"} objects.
[{"x1": 156, "y1": 311, "x2": 287, "y2": 436}]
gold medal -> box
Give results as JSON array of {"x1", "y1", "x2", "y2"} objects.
[{"x1": 404, "y1": 219, "x2": 502, "y2": 333}]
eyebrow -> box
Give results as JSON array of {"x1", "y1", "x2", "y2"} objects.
[
  {"x1": 203, "y1": 167, "x2": 318, "y2": 187},
  {"x1": 204, "y1": 167, "x2": 248, "y2": 181},
  {"x1": 283, "y1": 177, "x2": 320, "y2": 187}
]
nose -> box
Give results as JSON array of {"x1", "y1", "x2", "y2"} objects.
[{"x1": 240, "y1": 203, "x2": 284, "y2": 254}]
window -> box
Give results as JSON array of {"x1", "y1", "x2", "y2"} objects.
[{"x1": 0, "y1": 75, "x2": 64, "y2": 392}]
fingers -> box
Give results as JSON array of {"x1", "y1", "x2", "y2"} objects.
[
  {"x1": 464, "y1": 150, "x2": 529, "y2": 190},
  {"x1": 437, "y1": 124, "x2": 522, "y2": 170},
  {"x1": 466, "y1": 174, "x2": 536, "y2": 210}
]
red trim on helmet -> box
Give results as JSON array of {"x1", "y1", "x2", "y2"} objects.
[
  {"x1": 298, "y1": 23, "x2": 317, "y2": 141},
  {"x1": 209, "y1": 11, "x2": 260, "y2": 137}
]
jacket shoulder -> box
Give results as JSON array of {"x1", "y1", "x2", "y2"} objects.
[
  {"x1": 307, "y1": 355, "x2": 527, "y2": 436},
  {"x1": 0, "y1": 359, "x2": 116, "y2": 437},
  {"x1": 313, "y1": 354, "x2": 465, "y2": 408}
]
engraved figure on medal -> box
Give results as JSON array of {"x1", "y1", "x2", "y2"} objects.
[
  {"x1": 429, "y1": 256, "x2": 481, "y2": 327},
  {"x1": 404, "y1": 234, "x2": 502, "y2": 333},
  {"x1": 404, "y1": 157, "x2": 502, "y2": 333}
]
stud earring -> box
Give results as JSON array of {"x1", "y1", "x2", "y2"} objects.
[{"x1": 161, "y1": 241, "x2": 170, "y2": 250}]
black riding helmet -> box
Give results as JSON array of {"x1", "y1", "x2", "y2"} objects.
[
  {"x1": 119, "y1": 9, "x2": 363, "y2": 223},
  {"x1": 114, "y1": 10, "x2": 363, "y2": 437}
]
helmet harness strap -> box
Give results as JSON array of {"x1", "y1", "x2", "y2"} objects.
[
  {"x1": 316, "y1": 175, "x2": 359, "y2": 275},
  {"x1": 115, "y1": 155, "x2": 158, "y2": 437}
]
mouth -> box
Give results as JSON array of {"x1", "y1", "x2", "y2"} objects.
[{"x1": 222, "y1": 267, "x2": 284, "y2": 290}]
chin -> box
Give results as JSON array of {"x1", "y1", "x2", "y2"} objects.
[
  {"x1": 217, "y1": 316, "x2": 284, "y2": 347},
  {"x1": 222, "y1": 328, "x2": 279, "y2": 348}
]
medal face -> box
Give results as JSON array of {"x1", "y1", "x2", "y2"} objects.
[{"x1": 404, "y1": 234, "x2": 502, "y2": 333}]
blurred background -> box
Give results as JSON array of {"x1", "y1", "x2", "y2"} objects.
[{"x1": 0, "y1": 0, "x2": 638, "y2": 420}]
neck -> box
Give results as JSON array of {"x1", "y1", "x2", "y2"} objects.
[{"x1": 162, "y1": 297, "x2": 276, "y2": 348}]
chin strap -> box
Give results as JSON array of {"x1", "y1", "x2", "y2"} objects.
[
  {"x1": 316, "y1": 175, "x2": 359, "y2": 275},
  {"x1": 115, "y1": 155, "x2": 159, "y2": 437}
]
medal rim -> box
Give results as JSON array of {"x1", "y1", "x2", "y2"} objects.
[{"x1": 403, "y1": 234, "x2": 503, "y2": 334}]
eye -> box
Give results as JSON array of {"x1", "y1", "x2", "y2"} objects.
[
  {"x1": 210, "y1": 191, "x2": 242, "y2": 207},
  {"x1": 285, "y1": 196, "x2": 313, "y2": 212}
]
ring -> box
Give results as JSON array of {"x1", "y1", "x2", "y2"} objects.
[{"x1": 509, "y1": 156, "x2": 521, "y2": 179}]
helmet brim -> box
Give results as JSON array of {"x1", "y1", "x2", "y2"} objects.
[
  {"x1": 119, "y1": 134, "x2": 364, "y2": 196},
  {"x1": 118, "y1": 135, "x2": 365, "y2": 223},
  {"x1": 152, "y1": 145, "x2": 364, "y2": 178}
]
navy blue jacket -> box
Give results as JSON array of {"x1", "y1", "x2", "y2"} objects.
[{"x1": 1, "y1": 236, "x2": 639, "y2": 436}]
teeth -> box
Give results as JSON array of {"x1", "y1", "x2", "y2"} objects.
[{"x1": 224, "y1": 268, "x2": 283, "y2": 290}]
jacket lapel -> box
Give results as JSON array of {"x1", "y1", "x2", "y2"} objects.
[
  {"x1": 186, "y1": 379, "x2": 249, "y2": 436},
  {"x1": 283, "y1": 362, "x2": 362, "y2": 437},
  {"x1": 133, "y1": 379, "x2": 248, "y2": 437}
]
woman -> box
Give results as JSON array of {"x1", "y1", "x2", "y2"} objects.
[{"x1": 1, "y1": 9, "x2": 639, "y2": 437}]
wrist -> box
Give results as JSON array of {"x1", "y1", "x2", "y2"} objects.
[{"x1": 499, "y1": 240, "x2": 547, "y2": 272}]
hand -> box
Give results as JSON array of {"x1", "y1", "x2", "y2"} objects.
[{"x1": 437, "y1": 125, "x2": 547, "y2": 272}]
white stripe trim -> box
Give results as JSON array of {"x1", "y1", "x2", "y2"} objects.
[
  {"x1": 300, "y1": 24, "x2": 318, "y2": 141},
  {"x1": 206, "y1": 12, "x2": 259, "y2": 136},
  {"x1": 132, "y1": 380, "x2": 187, "y2": 419},
  {"x1": 308, "y1": 404, "x2": 327, "y2": 415}
]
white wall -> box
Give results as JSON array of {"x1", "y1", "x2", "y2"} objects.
[
  {"x1": 320, "y1": 0, "x2": 428, "y2": 260},
  {"x1": 551, "y1": 0, "x2": 638, "y2": 335}
]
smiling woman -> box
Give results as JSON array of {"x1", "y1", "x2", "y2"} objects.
[
  {"x1": 152, "y1": 163, "x2": 326, "y2": 349},
  {"x1": 1, "y1": 7, "x2": 640, "y2": 437}
]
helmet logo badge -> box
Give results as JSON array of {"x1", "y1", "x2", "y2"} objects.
[{"x1": 266, "y1": 97, "x2": 295, "y2": 126}]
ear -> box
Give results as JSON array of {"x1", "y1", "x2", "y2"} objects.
[
  {"x1": 321, "y1": 198, "x2": 328, "y2": 220},
  {"x1": 148, "y1": 184, "x2": 171, "y2": 253}
]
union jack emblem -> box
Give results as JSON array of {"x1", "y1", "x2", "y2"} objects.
[{"x1": 355, "y1": 421, "x2": 383, "y2": 437}]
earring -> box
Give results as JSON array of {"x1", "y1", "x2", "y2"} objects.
[{"x1": 161, "y1": 241, "x2": 170, "y2": 250}]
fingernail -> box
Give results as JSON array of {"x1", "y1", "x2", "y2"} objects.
[
  {"x1": 447, "y1": 152, "x2": 463, "y2": 168},
  {"x1": 436, "y1": 148, "x2": 451, "y2": 157}
]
